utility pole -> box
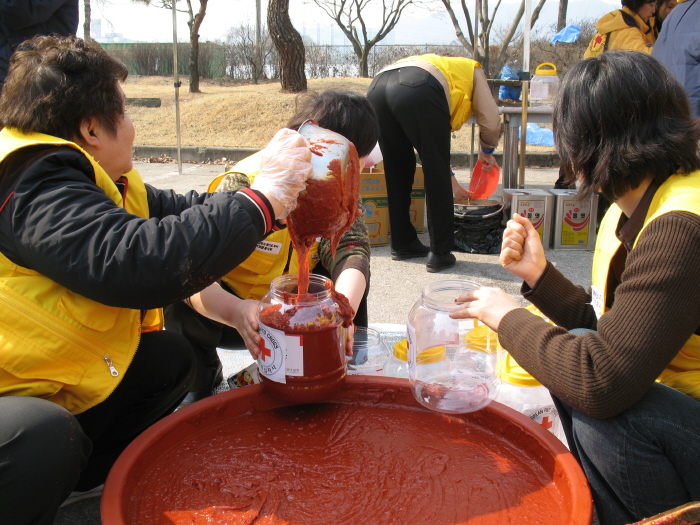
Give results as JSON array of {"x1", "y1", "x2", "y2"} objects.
[{"x1": 172, "y1": 0, "x2": 182, "y2": 174}]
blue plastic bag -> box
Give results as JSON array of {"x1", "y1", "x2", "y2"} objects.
[
  {"x1": 551, "y1": 24, "x2": 581, "y2": 44},
  {"x1": 498, "y1": 64, "x2": 522, "y2": 101},
  {"x1": 518, "y1": 123, "x2": 554, "y2": 146}
]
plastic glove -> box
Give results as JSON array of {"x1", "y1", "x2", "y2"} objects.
[{"x1": 251, "y1": 128, "x2": 313, "y2": 219}]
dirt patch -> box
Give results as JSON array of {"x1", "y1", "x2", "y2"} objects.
[{"x1": 124, "y1": 76, "x2": 555, "y2": 154}]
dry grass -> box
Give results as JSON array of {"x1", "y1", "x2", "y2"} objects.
[{"x1": 124, "y1": 76, "x2": 555, "y2": 153}]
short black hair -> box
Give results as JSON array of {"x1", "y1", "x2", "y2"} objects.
[
  {"x1": 0, "y1": 35, "x2": 128, "y2": 141},
  {"x1": 287, "y1": 90, "x2": 380, "y2": 158},
  {"x1": 554, "y1": 51, "x2": 700, "y2": 201},
  {"x1": 621, "y1": 0, "x2": 651, "y2": 13}
]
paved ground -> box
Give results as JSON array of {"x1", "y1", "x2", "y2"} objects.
[{"x1": 54, "y1": 160, "x2": 594, "y2": 524}]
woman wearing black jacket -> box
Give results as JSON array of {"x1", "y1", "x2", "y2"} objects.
[{"x1": 0, "y1": 35, "x2": 312, "y2": 525}]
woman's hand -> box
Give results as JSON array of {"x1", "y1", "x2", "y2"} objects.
[
  {"x1": 478, "y1": 150, "x2": 498, "y2": 172},
  {"x1": 452, "y1": 176, "x2": 474, "y2": 201},
  {"x1": 450, "y1": 287, "x2": 520, "y2": 331},
  {"x1": 226, "y1": 299, "x2": 264, "y2": 358},
  {"x1": 188, "y1": 284, "x2": 263, "y2": 358},
  {"x1": 500, "y1": 213, "x2": 547, "y2": 287}
]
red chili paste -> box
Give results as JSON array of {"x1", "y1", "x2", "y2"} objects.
[
  {"x1": 287, "y1": 142, "x2": 360, "y2": 295},
  {"x1": 125, "y1": 393, "x2": 581, "y2": 525}
]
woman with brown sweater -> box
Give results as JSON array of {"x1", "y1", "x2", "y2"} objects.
[{"x1": 451, "y1": 51, "x2": 700, "y2": 525}]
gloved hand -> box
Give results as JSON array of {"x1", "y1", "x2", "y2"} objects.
[{"x1": 251, "y1": 128, "x2": 312, "y2": 219}]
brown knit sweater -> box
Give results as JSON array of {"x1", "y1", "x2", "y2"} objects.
[{"x1": 498, "y1": 210, "x2": 700, "y2": 418}]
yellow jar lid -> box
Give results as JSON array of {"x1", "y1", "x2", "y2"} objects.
[
  {"x1": 464, "y1": 324, "x2": 500, "y2": 353},
  {"x1": 499, "y1": 352, "x2": 542, "y2": 387},
  {"x1": 535, "y1": 62, "x2": 558, "y2": 75},
  {"x1": 393, "y1": 339, "x2": 446, "y2": 364}
]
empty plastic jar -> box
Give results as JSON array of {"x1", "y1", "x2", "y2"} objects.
[
  {"x1": 406, "y1": 280, "x2": 498, "y2": 414},
  {"x1": 347, "y1": 326, "x2": 390, "y2": 376},
  {"x1": 496, "y1": 352, "x2": 566, "y2": 444}
]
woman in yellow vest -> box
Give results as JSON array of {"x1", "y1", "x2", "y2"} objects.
[
  {"x1": 164, "y1": 90, "x2": 379, "y2": 405},
  {"x1": 367, "y1": 54, "x2": 502, "y2": 273},
  {"x1": 0, "y1": 36, "x2": 312, "y2": 524},
  {"x1": 584, "y1": 0, "x2": 657, "y2": 58},
  {"x1": 450, "y1": 52, "x2": 700, "y2": 524}
]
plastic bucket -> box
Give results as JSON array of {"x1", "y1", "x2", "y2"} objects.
[{"x1": 102, "y1": 376, "x2": 592, "y2": 525}]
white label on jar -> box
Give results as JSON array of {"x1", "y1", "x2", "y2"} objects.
[
  {"x1": 258, "y1": 323, "x2": 287, "y2": 383},
  {"x1": 284, "y1": 334, "x2": 304, "y2": 377},
  {"x1": 523, "y1": 404, "x2": 559, "y2": 432}
]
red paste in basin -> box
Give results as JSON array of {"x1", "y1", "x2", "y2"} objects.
[{"x1": 106, "y1": 378, "x2": 592, "y2": 525}]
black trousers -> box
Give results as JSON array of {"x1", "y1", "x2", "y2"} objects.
[
  {"x1": 164, "y1": 269, "x2": 370, "y2": 388},
  {"x1": 367, "y1": 67, "x2": 454, "y2": 253},
  {"x1": 0, "y1": 330, "x2": 195, "y2": 525}
]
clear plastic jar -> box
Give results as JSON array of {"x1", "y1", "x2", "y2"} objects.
[
  {"x1": 406, "y1": 280, "x2": 498, "y2": 414},
  {"x1": 256, "y1": 273, "x2": 352, "y2": 403},
  {"x1": 383, "y1": 338, "x2": 409, "y2": 378},
  {"x1": 347, "y1": 326, "x2": 390, "y2": 376},
  {"x1": 496, "y1": 352, "x2": 567, "y2": 445}
]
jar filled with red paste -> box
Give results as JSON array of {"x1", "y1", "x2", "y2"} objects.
[{"x1": 256, "y1": 273, "x2": 353, "y2": 403}]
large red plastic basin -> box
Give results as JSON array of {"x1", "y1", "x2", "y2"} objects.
[{"x1": 102, "y1": 376, "x2": 592, "y2": 525}]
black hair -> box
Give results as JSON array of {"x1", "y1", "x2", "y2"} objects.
[
  {"x1": 0, "y1": 35, "x2": 128, "y2": 141},
  {"x1": 554, "y1": 51, "x2": 700, "y2": 201},
  {"x1": 622, "y1": 0, "x2": 652, "y2": 13},
  {"x1": 287, "y1": 90, "x2": 380, "y2": 158}
]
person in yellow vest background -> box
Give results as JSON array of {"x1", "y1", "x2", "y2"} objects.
[
  {"x1": 0, "y1": 36, "x2": 312, "y2": 524},
  {"x1": 367, "y1": 54, "x2": 502, "y2": 273},
  {"x1": 584, "y1": 0, "x2": 657, "y2": 58},
  {"x1": 450, "y1": 51, "x2": 700, "y2": 524},
  {"x1": 164, "y1": 90, "x2": 379, "y2": 405}
]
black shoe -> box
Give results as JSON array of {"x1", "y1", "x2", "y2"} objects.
[
  {"x1": 180, "y1": 361, "x2": 223, "y2": 407},
  {"x1": 426, "y1": 252, "x2": 456, "y2": 273},
  {"x1": 391, "y1": 239, "x2": 430, "y2": 261}
]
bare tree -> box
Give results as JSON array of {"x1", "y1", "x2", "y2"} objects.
[
  {"x1": 268, "y1": 0, "x2": 307, "y2": 92},
  {"x1": 225, "y1": 24, "x2": 275, "y2": 83},
  {"x1": 441, "y1": 0, "x2": 547, "y2": 78},
  {"x1": 312, "y1": 0, "x2": 416, "y2": 78},
  {"x1": 132, "y1": 0, "x2": 208, "y2": 93}
]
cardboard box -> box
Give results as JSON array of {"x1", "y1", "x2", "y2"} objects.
[
  {"x1": 361, "y1": 195, "x2": 390, "y2": 246},
  {"x1": 368, "y1": 163, "x2": 424, "y2": 190},
  {"x1": 360, "y1": 167, "x2": 387, "y2": 195}
]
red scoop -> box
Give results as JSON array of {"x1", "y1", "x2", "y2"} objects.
[{"x1": 468, "y1": 160, "x2": 501, "y2": 200}]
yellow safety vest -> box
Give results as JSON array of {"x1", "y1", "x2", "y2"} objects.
[
  {"x1": 395, "y1": 54, "x2": 479, "y2": 132},
  {"x1": 209, "y1": 151, "x2": 320, "y2": 301},
  {"x1": 591, "y1": 171, "x2": 700, "y2": 399},
  {"x1": 0, "y1": 128, "x2": 160, "y2": 414}
]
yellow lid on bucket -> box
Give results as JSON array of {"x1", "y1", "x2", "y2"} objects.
[
  {"x1": 464, "y1": 324, "x2": 500, "y2": 353},
  {"x1": 535, "y1": 63, "x2": 558, "y2": 76},
  {"x1": 393, "y1": 339, "x2": 446, "y2": 364},
  {"x1": 499, "y1": 352, "x2": 542, "y2": 387}
]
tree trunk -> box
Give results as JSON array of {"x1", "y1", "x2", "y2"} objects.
[
  {"x1": 187, "y1": 0, "x2": 207, "y2": 94},
  {"x1": 83, "y1": 0, "x2": 91, "y2": 41},
  {"x1": 268, "y1": 0, "x2": 307, "y2": 92},
  {"x1": 557, "y1": 0, "x2": 568, "y2": 31}
]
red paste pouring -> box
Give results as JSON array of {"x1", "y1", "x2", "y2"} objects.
[{"x1": 288, "y1": 121, "x2": 361, "y2": 295}]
